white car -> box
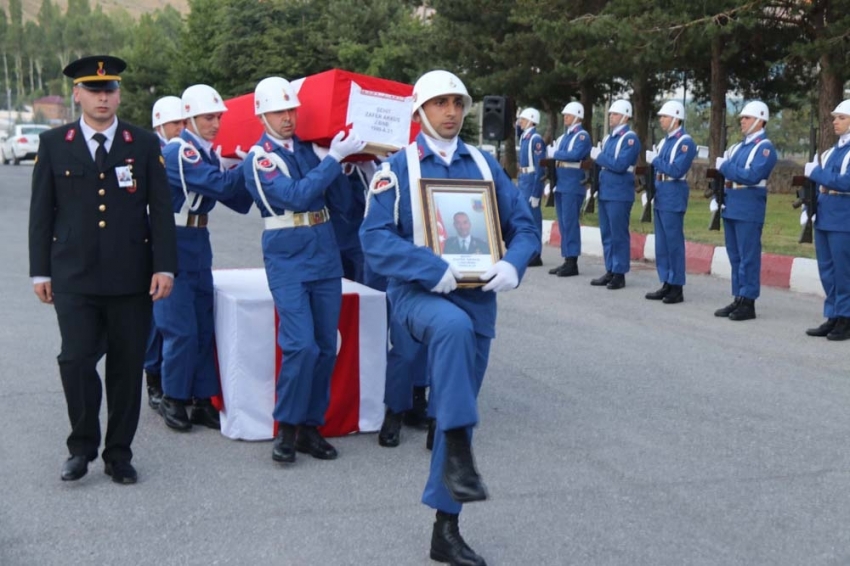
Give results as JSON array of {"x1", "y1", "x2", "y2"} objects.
[{"x1": 1, "y1": 124, "x2": 50, "y2": 165}]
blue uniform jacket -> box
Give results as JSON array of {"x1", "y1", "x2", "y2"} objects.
[
  {"x1": 518, "y1": 128, "x2": 546, "y2": 199},
  {"x1": 243, "y1": 133, "x2": 343, "y2": 288},
  {"x1": 553, "y1": 125, "x2": 592, "y2": 196},
  {"x1": 596, "y1": 126, "x2": 640, "y2": 202},
  {"x1": 359, "y1": 134, "x2": 540, "y2": 338},
  {"x1": 810, "y1": 142, "x2": 850, "y2": 232},
  {"x1": 719, "y1": 134, "x2": 777, "y2": 222},
  {"x1": 163, "y1": 130, "x2": 251, "y2": 272},
  {"x1": 651, "y1": 128, "x2": 696, "y2": 213},
  {"x1": 327, "y1": 162, "x2": 369, "y2": 253}
]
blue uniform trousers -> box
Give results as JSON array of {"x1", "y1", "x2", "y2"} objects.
[
  {"x1": 598, "y1": 199, "x2": 633, "y2": 274},
  {"x1": 394, "y1": 288, "x2": 491, "y2": 513},
  {"x1": 143, "y1": 323, "x2": 162, "y2": 374},
  {"x1": 519, "y1": 182, "x2": 543, "y2": 247},
  {"x1": 815, "y1": 229, "x2": 850, "y2": 318},
  {"x1": 271, "y1": 277, "x2": 342, "y2": 426},
  {"x1": 554, "y1": 192, "x2": 583, "y2": 258},
  {"x1": 653, "y1": 209, "x2": 686, "y2": 286},
  {"x1": 340, "y1": 246, "x2": 366, "y2": 285},
  {"x1": 154, "y1": 269, "x2": 217, "y2": 400},
  {"x1": 723, "y1": 218, "x2": 763, "y2": 300},
  {"x1": 384, "y1": 314, "x2": 428, "y2": 414}
]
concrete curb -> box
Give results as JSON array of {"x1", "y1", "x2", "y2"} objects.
[{"x1": 543, "y1": 219, "x2": 825, "y2": 297}]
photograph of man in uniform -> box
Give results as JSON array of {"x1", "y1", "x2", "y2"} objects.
[{"x1": 443, "y1": 211, "x2": 489, "y2": 255}]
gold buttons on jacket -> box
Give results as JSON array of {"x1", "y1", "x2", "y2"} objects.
[
  {"x1": 65, "y1": 171, "x2": 70, "y2": 177},
  {"x1": 98, "y1": 189, "x2": 106, "y2": 196},
  {"x1": 98, "y1": 221, "x2": 106, "y2": 228},
  {"x1": 99, "y1": 173, "x2": 105, "y2": 180},
  {"x1": 99, "y1": 204, "x2": 106, "y2": 212}
]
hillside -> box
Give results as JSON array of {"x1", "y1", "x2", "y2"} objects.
[{"x1": 1, "y1": 0, "x2": 188, "y2": 20}]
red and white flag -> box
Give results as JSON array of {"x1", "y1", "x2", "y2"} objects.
[{"x1": 436, "y1": 208, "x2": 447, "y2": 253}]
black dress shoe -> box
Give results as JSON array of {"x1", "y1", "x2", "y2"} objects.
[
  {"x1": 146, "y1": 371, "x2": 163, "y2": 410},
  {"x1": 662, "y1": 285, "x2": 684, "y2": 304},
  {"x1": 61, "y1": 455, "x2": 93, "y2": 481},
  {"x1": 556, "y1": 257, "x2": 579, "y2": 277},
  {"x1": 527, "y1": 255, "x2": 543, "y2": 267},
  {"x1": 590, "y1": 272, "x2": 614, "y2": 286},
  {"x1": 606, "y1": 273, "x2": 625, "y2": 290},
  {"x1": 403, "y1": 386, "x2": 430, "y2": 429},
  {"x1": 442, "y1": 428, "x2": 487, "y2": 503},
  {"x1": 159, "y1": 396, "x2": 192, "y2": 432},
  {"x1": 548, "y1": 262, "x2": 565, "y2": 275},
  {"x1": 827, "y1": 317, "x2": 850, "y2": 341},
  {"x1": 190, "y1": 398, "x2": 221, "y2": 430},
  {"x1": 729, "y1": 298, "x2": 756, "y2": 321},
  {"x1": 714, "y1": 297, "x2": 742, "y2": 317},
  {"x1": 645, "y1": 283, "x2": 670, "y2": 300},
  {"x1": 104, "y1": 461, "x2": 137, "y2": 484},
  {"x1": 430, "y1": 511, "x2": 487, "y2": 566},
  {"x1": 426, "y1": 419, "x2": 435, "y2": 451},
  {"x1": 378, "y1": 409, "x2": 403, "y2": 447},
  {"x1": 295, "y1": 426, "x2": 338, "y2": 460},
  {"x1": 272, "y1": 424, "x2": 297, "y2": 463},
  {"x1": 807, "y1": 318, "x2": 837, "y2": 337}
]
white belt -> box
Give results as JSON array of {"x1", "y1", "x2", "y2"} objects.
[
  {"x1": 820, "y1": 187, "x2": 850, "y2": 196},
  {"x1": 556, "y1": 162, "x2": 581, "y2": 169},
  {"x1": 602, "y1": 166, "x2": 634, "y2": 173},
  {"x1": 656, "y1": 174, "x2": 685, "y2": 182},
  {"x1": 263, "y1": 208, "x2": 330, "y2": 230},
  {"x1": 726, "y1": 182, "x2": 766, "y2": 189},
  {"x1": 519, "y1": 167, "x2": 536, "y2": 174}
]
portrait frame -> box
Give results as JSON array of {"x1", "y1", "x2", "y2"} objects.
[{"x1": 419, "y1": 178, "x2": 504, "y2": 288}]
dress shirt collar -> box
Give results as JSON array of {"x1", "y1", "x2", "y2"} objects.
[
  {"x1": 745, "y1": 129, "x2": 765, "y2": 144},
  {"x1": 422, "y1": 133, "x2": 458, "y2": 164},
  {"x1": 267, "y1": 135, "x2": 294, "y2": 152},
  {"x1": 666, "y1": 126, "x2": 682, "y2": 139},
  {"x1": 612, "y1": 124, "x2": 628, "y2": 136},
  {"x1": 184, "y1": 128, "x2": 213, "y2": 156},
  {"x1": 79, "y1": 116, "x2": 117, "y2": 148},
  {"x1": 839, "y1": 133, "x2": 850, "y2": 148}
]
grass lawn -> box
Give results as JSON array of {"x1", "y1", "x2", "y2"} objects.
[{"x1": 541, "y1": 192, "x2": 816, "y2": 260}]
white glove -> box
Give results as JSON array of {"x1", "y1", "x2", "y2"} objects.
[
  {"x1": 804, "y1": 161, "x2": 817, "y2": 177},
  {"x1": 546, "y1": 145, "x2": 555, "y2": 158},
  {"x1": 590, "y1": 147, "x2": 602, "y2": 160},
  {"x1": 645, "y1": 150, "x2": 658, "y2": 163},
  {"x1": 640, "y1": 192, "x2": 648, "y2": 207},
  {"x1": 480, "y1": 260, "x2": 519, "y2": 293},
  {"x1": 800, "y1": 208, "x2": 809, "y2": 226},
  {"x1": 543, "y1": 182, "x2": 551, "y2": 197},
  {"x1": 709, "y1": 197, "x2": 719, "y2": 213},
  {"x1": 235, "y1": 145, "x2": 248, "y2": 159},
  {"x1": 430, "y1": 264, "x2": 461, "y2": 294},
  {"x1": 715, "y1": 156, "x2": 726, "y2": 169},
  {"x1": 328, "y1": 130, "x2": 367, "y2": 161},
  {"x1": 529, "y1": 196, "x2": 540, "y2": 208}
]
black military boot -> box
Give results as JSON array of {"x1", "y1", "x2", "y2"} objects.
[
  {"x1": 403, "y1": 386, "x2": 429, "y2": 429},
  {"x1": 272, "y1": 423, "x2": 297, "y2": 463},
  {"x1": 606, "y1": 273, "x2": 625, "y2": 290},
  {"x1": 728, "y1": 298, "x2": 756, "y2": 321},
  {"x1": 190, "y1": 398, "x2": 221, "y2": 430},
  {"x1": 378, "y1": 409, "x2": 403, "y2": 447},
  {"x1": 827, "y1": 317, "x2": 850, "y2": 341},
  {"x1": 590, "y1": 271, "x2": 614, "y2": 286},
  {"x1": 714, "y1": 297, "x2": 742, "y2": 317},
  {"x1": 556, "y1": 257, "x2": 579, "y2": 277},
  {"x1": 527, "y1": 254, "x2": 543, "y2": 267},
  {"x1": 645, "y1": 283, "x2": 670, "y2": 300},
  {"x1": 429, "y1": 511, "x2": 487, "y2": 566},
  {"x1": 295, "y1": 425, "x2": 338, "y2": 460},
  {"x1": 146, "y1": 371, "x2": 163, "y2": 410},
  {"x1": 662, "y1": 285, "x2": 684, "y2": 304},
  {"x1": 426, "y1": 419, "x2": 436, "y2": 451},
  {"x1": 548, "y1": 260, "x2": 566, "y2": 275},
  {"x1": 159, "y1": 395, "x2": 192, "y2": 432},
  {"x1": 442, "y1": 428, "x2": 488, "y2": 503},
  {"x1": 807, "y1": 318, "x2": 837, "y2": 337}
]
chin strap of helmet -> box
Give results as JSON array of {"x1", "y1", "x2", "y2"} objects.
[
  {"x1": 261, "y1": 115, "x2": 285, "y2": 140},
  {"x1": 417, "y1": 107, "x2": 452, "y2": 143}
]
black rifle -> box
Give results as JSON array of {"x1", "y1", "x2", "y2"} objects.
[
  {"x1": 791, "y1": 127, "x2": 818, "y2": 244},
  {"x1": 635, "y1": 164, "x2": 655, "y2": 224},
  {"x1": 540, "y1": 157, "x2": 557, "y2": 207},
  {"x1": 704, "y1": 168, "x2": 725, "y2": 231},
  {"x1": 581, "y1": 158, "x2": 600, "y2": 215}
]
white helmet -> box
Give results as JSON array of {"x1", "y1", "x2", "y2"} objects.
[
  {"x1": 658, "y1": 100, "x2": 685, "y2": 120},
  {"x1": 151, "y1": 96, "x2": 183, "y2": 128},
  {"x1": 519, "y1": 107, "x2": 540, "y2": 124},
  {"x1": 609, "y1": 99, "x2": 632, "y2": 118},
  {"x1": 411, "y1": 70, "x2": 472, "y2": 117},
  {"x1": 740, "y1": 100, "x2": 769, "y2": 122},
  {"x1": 254, "y1": 76, "x2": 300, "y2": 115},
  {"x1": 832, "y1": 100, "x2": 850, "y2": 116},
  {"x1": 561, "y1": 101, "x2": 584, "y2": 119},
  {"x1": 181, "y1": 84, "x2": 228, "y2": 118}
]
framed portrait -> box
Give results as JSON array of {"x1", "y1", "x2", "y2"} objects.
[{"x1": 418, "y1": 178, "x2": 504, "y2": 287}]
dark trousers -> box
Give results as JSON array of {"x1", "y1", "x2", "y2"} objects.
[{"x1": 53, "y1": 291, "x2": 152, "y2": 463}]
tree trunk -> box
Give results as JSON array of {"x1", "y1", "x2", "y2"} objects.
[
  {"x1": 817, "y1": 58, "x2": 842, "y2": 155},
  {"x1": 709, "y1": 34, "x2": 728, "y2": 161},
  {"x1": 579, "y1": 82, "x2": 596, "y2": 144},
  {"x1": 631, "y1": 73, "x2": 651, "y2": 165}
]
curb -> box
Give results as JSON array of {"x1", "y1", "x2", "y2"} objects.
[{"x1": 543, "y1": 220, "x2": 824, "y2": 298}]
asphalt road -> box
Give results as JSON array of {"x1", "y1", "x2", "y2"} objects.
[{"x1": 2, "y1": 161, "x2": 850, "y2": 566}]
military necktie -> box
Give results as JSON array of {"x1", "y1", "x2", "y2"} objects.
[{"x1": 93, "y1": 133, "x2": 107, "y2": 171}]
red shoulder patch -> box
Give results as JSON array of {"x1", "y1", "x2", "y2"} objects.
[
  {"x1": 259, "y1": 158, "x2": 272, "y2": 168},
  {"x1": 263, "y1": 141, "x2": 273, "y2": 152},
  {"x1": 628, "y1": 139, "x2": 635, "y2": 146},
  {"x1": 183, "y1": 147, "x2": 198, "y2": 159},
  {"x1": 763, "y1": 149, "x2": 770, "y2": 157},
  {"x1": 681, "y1": 145, "x2": 689, "y2": 152}
]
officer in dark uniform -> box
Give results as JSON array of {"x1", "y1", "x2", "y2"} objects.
[{"x1": 28, "y1": 55, "x2": 178, "y2": 484}]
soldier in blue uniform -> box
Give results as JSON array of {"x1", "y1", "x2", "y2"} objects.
[
  {"x1": 644, "y1": 101, "x2": 696, "y2": 304},
  {"x1": 144, "y1": 95, "x2": 185, "y2": 410},
  {"x1": 156, "y1": 84, "x2": 254, "y2": 432},
  {"x1": 589, "y1": 99, "x2": 640, "y2": 290},
  {"x1": 243, "y1": 76, "x2": 365, "y2": 464},
  {"x1": 548, "y1": 101, "x2": 591, "y2": 277},
  {"x1": 360, "y1": 70, "x2": 539, "y2": 566},
  {"x1": 804, "y1": 99, "x2": 850, "y2": 341},
  {"x1": 517, "y1": 107, "x2": 545, "y2": 267},
  {"x1": 714, "y1": 101, "x2": 778, "y2": 321}
]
